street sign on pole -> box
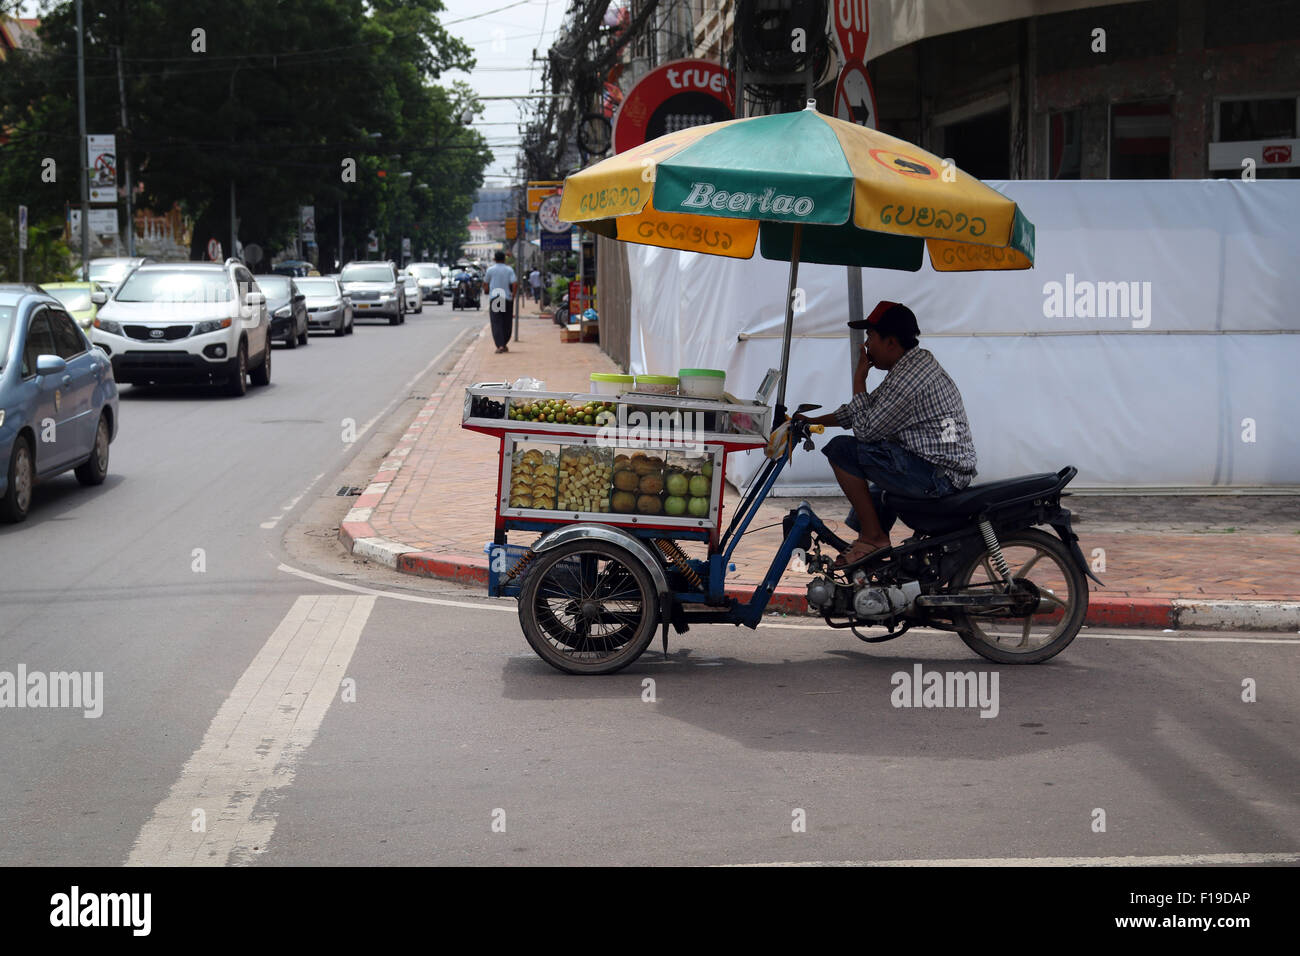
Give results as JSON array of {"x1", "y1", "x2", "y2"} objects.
[
  {"x1": 207, "y1": 237, "x2": 222, "y2": 261},
  {"x1": 87, "y1": 133, "x2": 117, "y2": 204},
  {"x1": 300, "y1": 206, "x2": 315, "y2": 243},
  {"x1": 832, "y1": 0, "x2": 870, "y2": 65},
  {"x1": 834, "y1": 62, "x2": 878, "y2": 129},
  {"x1": 527, "y1": 181, "x2": 563, "y2": 212},
  {"x1": 69, "y1": 207, "x2": 119, "y2": 236}
]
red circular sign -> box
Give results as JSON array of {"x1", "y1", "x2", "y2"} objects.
[{"x1": 612, "y1": 58, "x2": 735, "y2": 154}]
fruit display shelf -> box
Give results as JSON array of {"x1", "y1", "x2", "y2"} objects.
[
  {"x1": 462, "y1": 385, "x2": 772, "y2": 450},
  {"x1": 463, "y1": 387, "x2": 774, "y2": 546}
]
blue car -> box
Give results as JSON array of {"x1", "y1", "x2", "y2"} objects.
[{"x1": 0, "y1": 285, "x2": 120, "y2": 523}]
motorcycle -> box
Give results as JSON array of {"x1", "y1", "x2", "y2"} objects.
[
  {"x1": 491, "y1": 404, "x2": 1102, "y2": 674},
  {"x1": 452, "y1": 276, "x2": 480, "y2": 311}
]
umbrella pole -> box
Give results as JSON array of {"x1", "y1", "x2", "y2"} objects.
[{"x1": 775, "y1": 223, "x2": 802, "y2": 415}]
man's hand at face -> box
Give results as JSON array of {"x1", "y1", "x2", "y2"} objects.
[{"x1": 853, "y1": 344, "x2": 873, "y2": 391}]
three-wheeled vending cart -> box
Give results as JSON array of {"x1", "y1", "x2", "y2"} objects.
[{"x1": 461, "y1": 383, "x2": 817, "y2": 674}]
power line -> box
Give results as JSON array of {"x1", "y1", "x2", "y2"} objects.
[{"x1": 444, "y1": 0, "x2": 539, "y2": 27}]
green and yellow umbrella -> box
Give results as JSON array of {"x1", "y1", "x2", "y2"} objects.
[{"x1": 559, "y1": 100, "x2": 1035, "y2": 407}]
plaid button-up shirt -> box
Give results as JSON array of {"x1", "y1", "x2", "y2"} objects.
[{"x1": 832, "y1": 347, "x2": 977, "y2": 488}]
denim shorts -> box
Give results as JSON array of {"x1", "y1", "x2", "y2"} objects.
[{"x1": 822, "y1": 435, "x2": 957, "y2": 534}]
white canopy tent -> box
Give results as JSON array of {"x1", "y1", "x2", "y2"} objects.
[{"x1": 625, "y1": 180, "x2": 1300, "y2": 493}]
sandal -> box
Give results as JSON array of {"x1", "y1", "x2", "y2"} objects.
[{"x1": 834, "y1": 537, "x2": 890, "y2": 568}]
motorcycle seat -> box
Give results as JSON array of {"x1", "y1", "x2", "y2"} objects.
[{"x1": 884, "y1": 469, "x2": 1070, "y2": 526}]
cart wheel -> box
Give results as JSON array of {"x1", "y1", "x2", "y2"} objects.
[{"x1": 518, "y1": 539, "x2": 659, "y2": 675}]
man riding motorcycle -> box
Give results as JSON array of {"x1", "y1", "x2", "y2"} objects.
[{"x1": 794, "y1": 301, "x2": 977, "y2": 567}]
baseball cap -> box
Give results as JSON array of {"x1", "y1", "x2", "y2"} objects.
[{"x1": 848, "y1": 300, "x2": 920, "y2": 339}]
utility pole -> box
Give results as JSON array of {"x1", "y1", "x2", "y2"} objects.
[
  {"x1": 115, "y1": 46, "x2": 135, "y2": 256},
  {"x1": 230, "y1": 181, "x2": 237, "y2": 262},
  {"x1": 337, "y1": 197, "x2": 343, "y2": 271},
  {"x1": 75, "y1": 0, "x2": 89, "y2": 279}
]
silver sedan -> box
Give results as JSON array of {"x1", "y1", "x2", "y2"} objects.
[{"x1": 295, "y1": 277, "x2": 354, "y2": 336}]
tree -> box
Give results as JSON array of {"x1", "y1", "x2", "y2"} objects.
[{"x1": 0, "y1": 0, "x2": 490, "y2": 271}]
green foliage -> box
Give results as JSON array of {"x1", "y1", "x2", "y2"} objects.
[
  {"x1": 0, "y1": 0, "x2": 492, "y2": 268},
  {"x1": 0, "y1": 210, "x2": 74, "y2": 283}
]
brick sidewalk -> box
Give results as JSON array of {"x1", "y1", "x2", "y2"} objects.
[{"x1": 340, "y1": 307, "x2": 1300, "y2": 629}]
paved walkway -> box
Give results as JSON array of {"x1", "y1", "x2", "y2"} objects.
[{"x1": 340, "y1": 300, "x2": 1300, "y2": 630}]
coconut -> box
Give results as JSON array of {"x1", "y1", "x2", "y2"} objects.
[
  {"x1": 613, "y1": 469, "x2": 640, "y2": 492},
  {"x1": 637, "y1": 494, "x2": 663, "y2": 515},
  {"x1": 638, "y1": 473, "x2": 665, "y2": 495},
  {"x1": 611, "y1": 490, "x2": 637, "y2": 513}
]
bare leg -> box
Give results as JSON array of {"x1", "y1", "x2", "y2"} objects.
[{"x1": 830, "y1": 464, "x2": 890, "y2": 551}]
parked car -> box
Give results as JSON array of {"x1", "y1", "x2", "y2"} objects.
[
  {"x1": 40, "y1": 281, "x2": 108, "y2": 330},
  {"x1": 86, "y1": 256, "x2": 154, "y2": 296},
  {"x1": 338, "y1": 260, "x2": 404, "y2": 325},
  {"x1": 404, "y1": 262, "x2": 444, "y2": 305},
  {"x1": 256, "y1": 274, "x2": 310, "y2": 348},
  {"x1": 400, "y1": 274, "x2": 423, "y2": 315},
  {"x1": 295, "y1": 276, "x2": 353, "y2": 336},
  {"x1": 88, "y1": 260, "x2": 271, "y2": 396},
  {"x1": 0, "y1": 285, "x2": 119, "y2": 522}
]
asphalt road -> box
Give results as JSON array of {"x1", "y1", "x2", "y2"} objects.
[
  {"x1": 0, "y1": 301, "x2": 472, "y2": 866},
  {"x1": 1, "y1": 301, "x2": 1297, "y2": 867}
]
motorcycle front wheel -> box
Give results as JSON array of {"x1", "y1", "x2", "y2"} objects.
[{"x1": 952, "y1": 528, "x2": 1088, "y2": 664}]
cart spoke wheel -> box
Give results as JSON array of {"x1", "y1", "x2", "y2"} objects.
[
  {"x1": 519, "y1": 539, "x2": 659, "y2": 675},
  {"x1": 951, "y1": 529, "x2": 1088, "y2": 664}
]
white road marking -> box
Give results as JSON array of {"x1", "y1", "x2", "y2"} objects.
[
  {"x1": 126, "y1": 594, "x2": 375, "y2": 866},
  {"x1": 277, "y1": 561, "x2": 515, "y2": 613},
  {"x1": 724, "y1": 851, "x2": 1300, "y2": 867},
  {"x1": 262, "y1": 470, "x2": 328, "y2": 529}
]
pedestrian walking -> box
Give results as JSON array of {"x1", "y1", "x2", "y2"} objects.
[
  {"x1": 529, "y1": 268, "x2": 542, "y2": 305},
  {"x1": 483, "y1": 251, "x2": 516, "y2": 353}
]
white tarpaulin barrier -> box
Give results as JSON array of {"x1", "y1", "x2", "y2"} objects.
[{"x1": 626, "y1": 180, "x2": 1300, "y2": 493}]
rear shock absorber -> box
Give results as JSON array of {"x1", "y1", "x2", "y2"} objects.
[
  {"x1": 504, "y1": 549, "x2": 536, "y2": 582},
  {"x1": 978, "y1": 520, "x2": 1014, "y2": 588},
  {"x1": 654, "y1": 538, "x2": 704, "y2": 591}
]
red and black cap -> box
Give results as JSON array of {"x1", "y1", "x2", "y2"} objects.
[{"x1": 848, "y1": 300, "x2": 920, "y2": 339}]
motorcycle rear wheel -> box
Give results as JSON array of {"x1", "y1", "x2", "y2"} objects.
[
  {"x1": 952, "y1": 528, "x2": 1088, "y2": 664},
  {"x1": 518, "y1": 540, "x2": 658, "y2": 675}
]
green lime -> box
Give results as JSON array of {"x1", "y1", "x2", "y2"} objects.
[{"x1": 584, "y1": 414, "x2": 594, "y2": 425}]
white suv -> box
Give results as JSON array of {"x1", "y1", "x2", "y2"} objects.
[
  {"x1": 338, "y1": 260, "x2": 405, "y2": 325},
  {"x1": 90, "y1": 260, "x2": 271, "y2": 396}
]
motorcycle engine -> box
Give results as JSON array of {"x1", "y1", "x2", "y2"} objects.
[
  {"x1": 805, "y1": 576, "x2": 922, "y2": 622},
  {"x1": 853, "y1": 580, "x2": 921, "y2": 620}
]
